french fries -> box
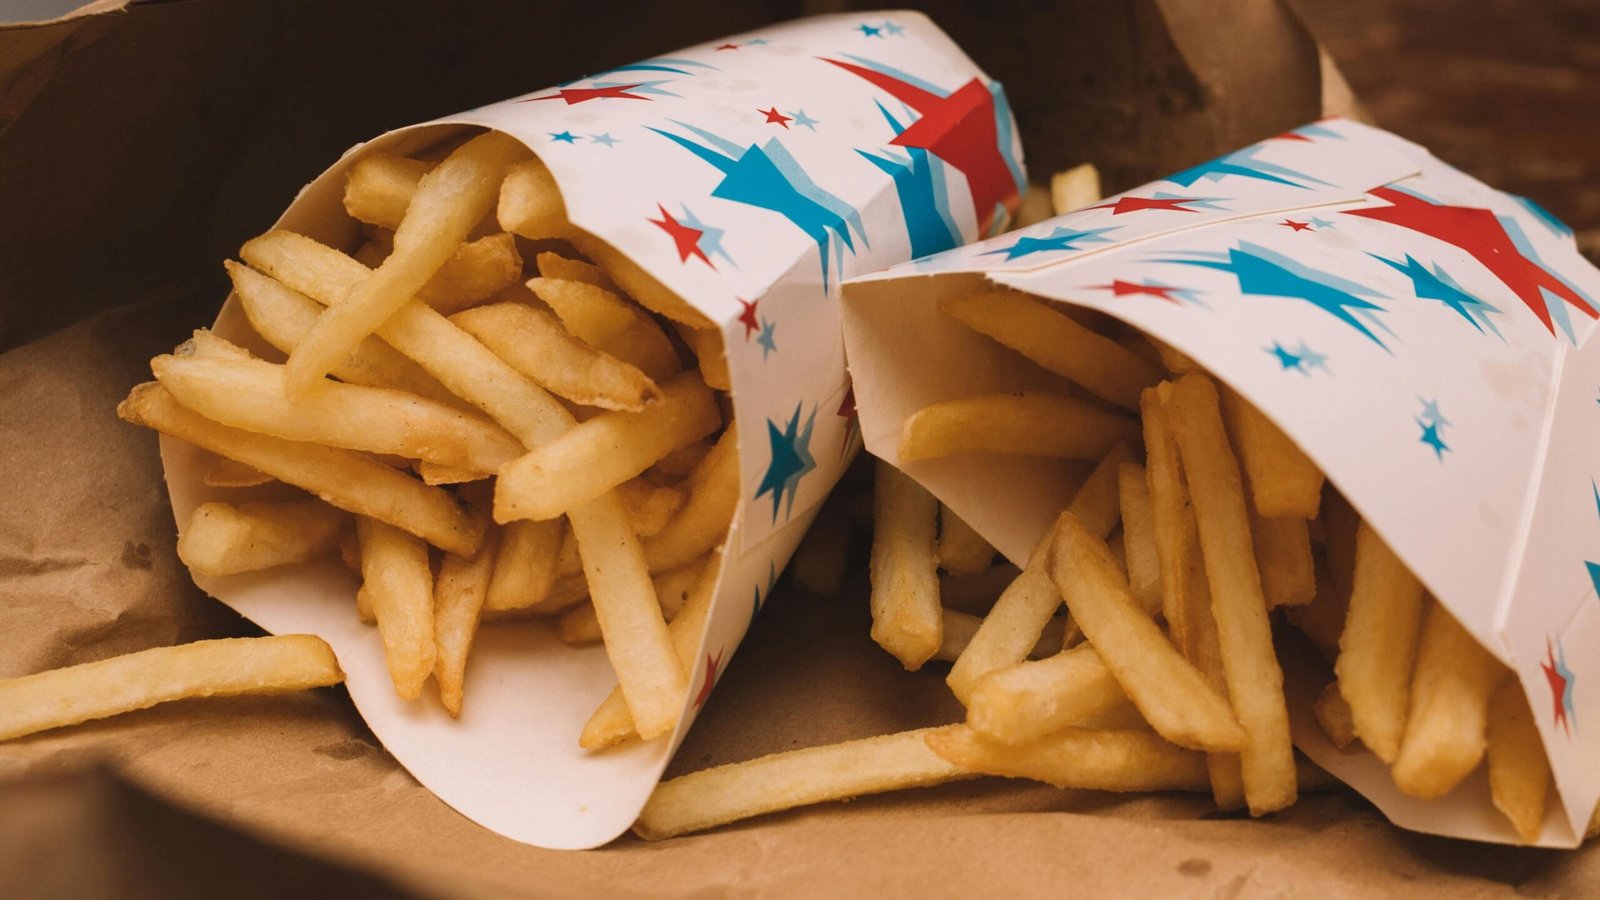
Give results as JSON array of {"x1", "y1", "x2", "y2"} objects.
[
  {"x1": 1391, "y1": 599, "x2": 1507, "y2": 799},
  {"x1": 926, "y1": 726, "x2": 1210, "y2": 792},
  {"x1": 869, "y1": 461, "x2": 943, "y2": 670},
  {"x1": 899, "y1": 391, "x2": 1137, "y2": 461},
  {"x1": 177, "y1": 500, "x2": 349, "y2": 577},
  {"x1": 0, "y1": 636, "x2": 343, "y2": 741},
  {"x1": 1486, "y1": 682, "x2": 1552, "y2": 843},
  {"x1": 1335, "y1": 522, "x2": 1425, "y2": 763}
]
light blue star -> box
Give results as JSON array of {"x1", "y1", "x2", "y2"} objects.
[
  {"x1": 1373, "y1": 254, "x2": 1502, "y2": 337},
  {"x1": 1309, "y1": 217, "x2": 1335, "y2": 230},
  {"x1": 881, "y1": 20, "x2": 905, "y2": 35},
  {"x1": 1416, "y1": 397, "x2": 1450, "y2": 428},
  {"x1": 1297, "y1": 342, "x2": 1329, "y2": 372},
  {"x1": 549, "y1": 131, "x2": 579, "y2": 144},
  {"x1": 677, "y1": 204, "x2": 734, "y2": 267},
  {"x1": 756, "y1": 404, "x2": 818, "y2": 522},
  {"x1": 789, "y1": 109, "x2": 820, "y2": 131},
  {"x1": 982, "y1": 225, "x2": 1118, "y2": 261},
  {"x1": 746, "y1": 37, "x2": 770, "y2": 46},
  {"x1": 1418, "y1": 418, "x2": 1449, "y2": 460},
  {"x1": 757, "y1": 317, "x2": 778, "y2": 359},
  {"x1": 857, "y1": 23, "x2": 882, "y2": 37},
  {"x1": 1267, "y1": 341, "x2": 1305, "y2": 372},
  {"x1": 589, "y1": 132, "x2": 619, "y2": 148}
]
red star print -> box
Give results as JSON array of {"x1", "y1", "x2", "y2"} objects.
[
  {"x1": 1089, "y1": 195, "x2": 1212, "y2": 215},
  {"x1": 737, "y1": 298, "x2": 760, "y2": 339},
  {"x1": 716, "y1": 42, "x2": 740, "y2": 51},
  {"x1": 1092, "y1": 279, "x2": 1181, "y2": 302},
  {"x1": 1279, "y1": 219, "x2": 1313, "y2": 232},
  {"x1": 1269, "y1": 130, "x2": 1313, "y2": 142},
  {"x1": 694, "y1": 649, "x2": 725, "y2": 709},
  {"x1": 837, "y1": 385, "x2": 857, "y2": 420},
  {"x1": 649, "y1": 204, "x2": 711, "y2": 267},
  {"x1": 1542, "y1": 641, "x2": 1572, "y2": 736},
  {"x1": 522, "y1": 83, "x2": 651, "y2": 105},
  {"x1": 1345, "y1": 186, "x2": 1598, "y2": 335},
  {"x1": 760, "y1": 106, "x2": 793, "y2": 129}
]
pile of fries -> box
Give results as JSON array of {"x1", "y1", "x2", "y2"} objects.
[
  {"x1": 3, "y1": 128, "x2": 737, "y2": 748},
  {"x1": 635, "y1": 171, "x2": 1563, "y2": 845}
]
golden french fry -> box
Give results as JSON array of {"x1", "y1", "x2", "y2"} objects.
[
  {"x1": 940, "y1": 291, "x2": 1161, "y2": 409},
  {"x1": 1140, "y1": 387, "x2": 1198, "y2": 651},
  {"x1": 926, "y1": 726, "x2": 1209, "y2": 792},
  {"x1": 616, "y1": 478, "x2": 685, "y2": 538},
  {"x1": 340, "y1": 531, "x2": 362, "y2": 577},
  {"x1": 1252, "y1": 512, "x2": 1316, "y2": 608},
  {"x1": 239, "y1": 233, "x2": 572, "y2": 448},
  {"x1": 119, "y1": 383, "x2": 482, "y2": 556},
  {"x1": 1117, "y1": 462, "x2": 1162, "y2": 616},
  {"x1": 936, "y1": 502, "x2": 996, "y2": 576},
  {"x1": 581, "y1": 554, "x2": 723, "y2": 749},
  {"x1": 946, "y1": 525, "x2": 1062, "y2": 704},
  {"x1": 495, "y1": 373, "x2": 719, "y2": 522},
  {"x1": 1287, "y1": 565, "x2": 1348, "y2": 662},
  {"x1": 899, "y1": 391, "x2": 1137, "y2": 461},
  {"x1": 152, "y1": 350, "x2": 523, "y2": 474},
  {"x1": 566, "y1": 232, "x2": 715, "y2": 329},
  {"x1": 634, "y1": 726, "x2": 970, "y2": 840},
  {"x1": 416, "y1": 233, "x2": 523, "y2": 317},
  {"x1": 227, "y1": 261, "x2": 462, "y2": 408},
  {"x1": 1335, "y1": 521, "x2": 1426, "y2": 763},
  {"x1": 357, "y1": 517, "x2": 437, "y2": 700},
  {"x1": 434, "y1": 529, "x2": 498, "y2": 716},
  {"x1": 555, "y1": 557, "x2": 705, "y2": 645},
  {"x1": 536, "y1": 251, "x2": 615, "y2": 290},
  {"x1": 966, "y1": 645, "x2": 1129, "y2": 744},
  {"x1": 1217, "y1": 384, "x2": 1323, "y2": 519},
  {"x1": 483, "y1": 518, "x2": 564, "y2": 613},
  {"x1": 571, "y1": 492, "x2": 686, "y2": 740},
  {"x1": 177, "y1": 499, "x2": 348, "y2": 577},
  {"x1": 1162, "y1": 373, "x2": 1296, "y2": 814},
  {"x1": 0, "y1": 635, "x2": 343, "y2": 742},
  {"x1": 526, "y1": 277, "x2": 682, "y2": 383},
  {"x1": 203, "y1": 457, "x2": 274, "y2": 489},
  {"x1": 1151, "y1": 338, "x2": 1200, "y2": 376},
  {"x1": 933, "y1": 609, "x2": 1062, "y2": 664},
  {"x1": 497, "y1": 157, "x2": 568, "y2": 240},
  {"x1": 416, "y1": 463, "x2": 485, "y2": 486},
  {"x1": 1486, "y1": 681, "x2": 1551, "y2": 843},
  {"x1": 673, "y1": 322, "x2": 732, "y2": 392},
  {"x1": 451, "y1": 302, "x2": 661, "y2": 411},
  {"x1": 286, "y1": 132, "x2": 528, "y2": 395},
  {"x1": 1069, "y1": 442, "x2": 1134, "y2": 539},
  {"x1": 642, "y1": 424, "x2": 738, "y2": 572},
  {"x1": 869, "y1": 461, "x2": 943, "y2": 670},
  {"x1": 1392, "y1": 599, "x2": 1507, "y2": 799},
  {"x1": 1050, "y1": 162, "x2": 1102, "y2": 214},
  {"x1": 653, "y1": 439, "x2": 712, "y2": 478},
  {"x1": 353, "y1": 240, "x2": 388, "y2": 269},
  {"x1": 1049, "y1": 512, "x2": 1245, "y2": 753},
  {"x1": 343, "y1": 152, "x2": 435, "y2": 229},
  {"x1": 1313, "y1": 680, "x2": 1358, "y2": 750}
]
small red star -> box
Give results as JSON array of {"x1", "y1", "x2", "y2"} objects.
[
  {"x1": 1089, "y1": 195, "x2": 1211, "y2": 215},
  {"x1": 759, "y1": 106, "x2": 793, "y2": 129},
  {"x1": 649, "y1": 204, "x2": 711, "y2": 267},
  {"x1": 1279, "y1": 219, "x2": 1313, "y2": 232},
  {"x1": 694, "y1": 649, "x2": 725, "y2": 709},
  {"x1": 1269, "y1": 130, "x2": 1313, "y2": 142},
  {"x1": 837, "y1": 385, "x2": 857, "y2": 420},
  {"x1": 522, "y1": 83, "x2": 651, "y2": 105},
  {"x1": 737, "y1": 298, "x2": 760, "y2": 339},
  {"x1": 1092, "y1": 279, "x2": 1181, "y2": 302},
  {"x1": 716, "y1": 42, "x2": 740, "y2": 51},
  {"x1": 1541, "y1": 640, "x2": 1573, "y2": 737}
]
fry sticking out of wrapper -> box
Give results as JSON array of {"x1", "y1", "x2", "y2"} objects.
[
  {"x1": 22, "y1": 13, "x2": 1029, "y2": 850},
  {"x1": 839, "y1": 118, "x2": 1600, "y2": 848}
]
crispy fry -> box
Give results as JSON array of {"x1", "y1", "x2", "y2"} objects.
[
  {"x1": 1050, "y1": 162, "x2": 1102, "y2": 214},
  {"x1": 1117, "y1": 463, "x2": 1162, "y2": 616},
  {"x1": 1392, "y1": 599, "x2": 1506, "y2": 800},
  {"x1": 899, "y1": 391, "x2": 1137, "y2": 461},
  {"x1": 286, "y1": 132, "x2": 528, "y2": 394},
  {"x1": 483, "y1": 518, "x2": 564, "y2": 613},
  {"x1": 947, "y1": 525, "x2": 1062, "y2": 704},
  {"x1": 1486, "y1": 681, "x2": 1551, "y2": 843},
  {"x1": 177, "y1": 499, "x2": 348, "y2": 577},
  {"x1": 1162, "y1": 374, "x2": 1295, "y2": 813},
  {"x1": 937, "y1": 502, "x2": 996, "y2": 576},
  {"x1": 933, "y1": 609, "x2": 1062, "y2": 664},
  {"x1": 526, "y1": 277, "x2": 682, "y2": 383},
  {"x1": 566, "y1": 232, "x2": 715, "y2": 328},
  {"x1": 536, "y1": 251, "x2": 615, "y2": 290},
  {"x1": 416, "y1": 233, "x2": 523, "y2": 316},
  {"x1": 1335, "y1": 521, "x2": 1426, "y2": 763},
  {"x1": 497, "y1": 157, "x2": 568, "y2": 240},
  {"x1": 1049, "y1": 512, "x2": 1245, "y2": 753},
  {"x1": 0, "y1": 636, "x2": 342, "y2": 742},
  {"x1": 870, "y1": 461, "x2": 943, "y2": 670},
  {"x1": 673, "y1": 322, "x2": 731, "y2": 392},
  {"x1": 966, "y1": 645, "x2": 1129, "y2": 744},
  {"x1": 653, "y1": 439, "x2": 712, "y2": 478},
  {"x1": 926, "y1": 726, "x2": 1208, "y2": 792},
  {"x1": 153, "y1": 350, "x2": 523, "y2": 473},
  {"x1": 642, "y1": 425, "x2": 739, "y2": 572},
  {"x1": 496, "y1": 373, "x2": 719, "y2": 521},
  {"x1": 1313, "y1": 680, "x2": 1358, "y2": 750},
  {"x1": 451, "y1": 302, "x2": 660, "y2": 411},
  {"x1": 357, "y1": 517, "x2": 437, "y2": 700},
  {"x1": 1252, "y1": 512, "x2": 1316, "y2": 608},
  {"x1": 1218, "y1": 384, "x2": 1323, "y2": 518},
  {"x1": 555, "y1": 556, "x2": 706, "y2": 645},
  {"x1": 119, "y1": 383, "x2": 482, "y2": 556},
  {"x1": 204, "y1": 457, "x2": 273, "y2": 489},
  {"x1": 1069, "y1": 442, "x2": 1134, "y2": 539},
  {"x1": 635, "y1": 727, "x2": 970, "y2": 840},
  {"x1": 343, "y1": 153, "x2": 434, "y2": 229},
  {"x1": 941, "y1": 291, "x2": 1161, "y2": 409},
  {"x1": 434, "y1": 529, "x2": 499, "y2": 716}
]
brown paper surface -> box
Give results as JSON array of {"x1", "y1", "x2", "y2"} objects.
[{"x1": 3, "y1": 0, "x2": 1594, "y2": 895}]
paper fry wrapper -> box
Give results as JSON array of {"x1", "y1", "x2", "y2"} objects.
[
  {"x1": 155, "y1": 11, "x2": 1024, "y2": 849},
  {"x1": 844, "y1": 118, "x2": 1600, "y2": 847}
]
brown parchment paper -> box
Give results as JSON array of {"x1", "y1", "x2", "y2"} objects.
[{"x1": 3, "y1": 0, "x2": 1595, "y2": 896}]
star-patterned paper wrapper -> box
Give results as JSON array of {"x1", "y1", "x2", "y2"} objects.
[
  {"x1": 155, "y1": 11, "x2": 1024, "y2": 850},
  {"x1": 843, "y1": 117, "x2": 1600, "y2": 848}
]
